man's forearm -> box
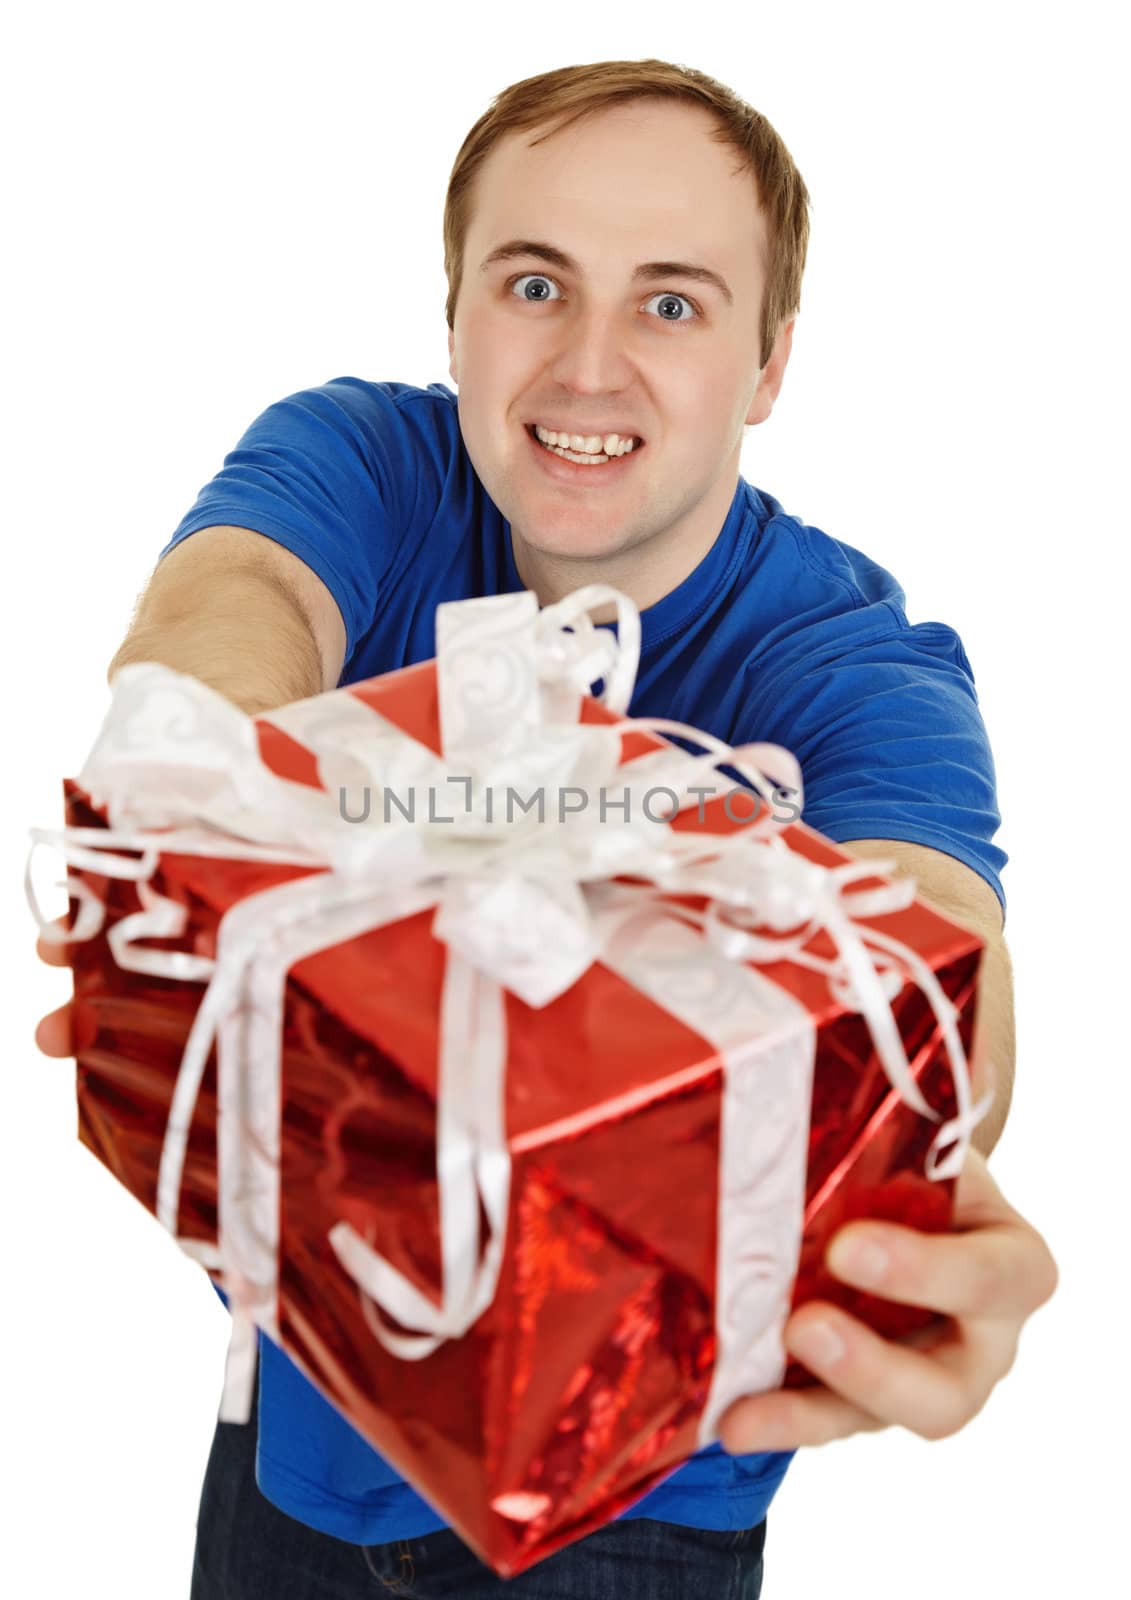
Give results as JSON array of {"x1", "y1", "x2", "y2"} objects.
[
  {"x1": 969, "y1": 930, "x2": 1015, "y2": 1158},
  {"x1": 107, "y1": 570, "x2": 324, "y2": 717}
]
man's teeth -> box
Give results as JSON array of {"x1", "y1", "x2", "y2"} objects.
[{"x1": 533, "y1": 423, "x2": 638, "y2": 461}]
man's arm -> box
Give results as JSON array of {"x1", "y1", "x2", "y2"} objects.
[
  {"x1": 36, "y1": 524, "x2": 349, "y2": 1059},
  {"x1": 837, "y1": 838, "x2": 1014, "y2": 1158},
  {"x1": 108, "y1": 524, "x2": 348, "y2": 715}
]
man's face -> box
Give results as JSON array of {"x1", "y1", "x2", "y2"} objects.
[{"x1": 448, "y1": 98, "x2": 791, "y2": 582}]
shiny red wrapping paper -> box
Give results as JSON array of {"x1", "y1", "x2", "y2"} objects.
[{"x1": 57, "y1": 661, "x2": 982, "y2": 1577}]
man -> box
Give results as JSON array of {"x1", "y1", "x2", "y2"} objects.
[{"x1": 35, "y1": 59, "x2": 1057, "y2": 1598}]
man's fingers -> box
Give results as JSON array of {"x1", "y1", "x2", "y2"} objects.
[
  {"x1": 718, "y1": 1382, "x2": 886, "y2": 1454},
  {"x1": 37, "y1": 913, "x2": 73, "y2": 968},
  {"x1": 35, "y1": 1003, "x2": 74, "y2": 1058},
  {"x1": 35, "y1": 914, "x2": 77, "y2": 1055},
  {"x1": 825, "y1": 1149, "x2": 1059, "y2": 1324},
  {"x1": 826, "y1": 1213, "x2": 1056, "y2": 1323},
  {"x1": 778, "y1": 1302, "x2": 1013, "y2": 1442},
  {"x1": 36, "y1": 931, "x2": 72, "y2": 968}
]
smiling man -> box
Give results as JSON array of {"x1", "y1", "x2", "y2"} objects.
[
  {"x1": 449, "y1": 97, "x2": 784, "y2": 611},
  {"x1": 36, "y1": 57, "x2": 1056, "y2": 1600}
]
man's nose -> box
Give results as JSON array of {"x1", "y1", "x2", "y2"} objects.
[{"x1": 549, "y1": 307, "x2": 636, "y2": 396}]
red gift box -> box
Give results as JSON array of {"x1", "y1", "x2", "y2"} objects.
[{"x1": 31, "y1": 589, "x2": 985, "y2": 1578}]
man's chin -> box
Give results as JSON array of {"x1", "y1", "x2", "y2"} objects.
[
  {"x1": 510, "y1": 494, "x2": 644, "y2": 551},
  {"x1": 512, "y1": 525, "x2": 641, "y2": 566}
]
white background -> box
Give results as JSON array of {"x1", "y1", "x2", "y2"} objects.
[{"x1": 4, "y1": 2, "x2": 1127, "y2": 1595}]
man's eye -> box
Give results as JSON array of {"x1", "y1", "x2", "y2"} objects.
[
  {"x1": 510, "y1": 274, "x2": 562, "y2": 302},
  {"x1": 643, "y1": 292, "x2": 698, "y2": 323}
]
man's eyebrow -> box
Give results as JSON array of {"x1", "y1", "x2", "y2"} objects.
[{"x1": 480, "y1": 240, "x2": 734, "y2": 305}]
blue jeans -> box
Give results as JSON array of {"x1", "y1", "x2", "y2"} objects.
[{"x1": 190, "y1": 1385, "x2": 767, "y2": 1598}]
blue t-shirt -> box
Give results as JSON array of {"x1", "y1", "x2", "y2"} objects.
[{"x1": 161, "y1": 377, "x2": 1006, "y2": 1545}]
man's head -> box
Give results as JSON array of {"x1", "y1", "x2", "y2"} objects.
[{"x1": 442, "y1": 61, "x2": 810, "y2": 604}]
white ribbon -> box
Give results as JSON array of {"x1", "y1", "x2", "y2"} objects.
[{"x1": 27, "y1": 584, "x2": 991, "y2": 1440}]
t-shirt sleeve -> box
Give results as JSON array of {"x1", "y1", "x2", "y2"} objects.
[
  {"x1": 752, "y1": 619, "x2": 1008, "y2": 919},
  {"x1": 157, "y1": 380, "x2": 418, "y2": 672}
]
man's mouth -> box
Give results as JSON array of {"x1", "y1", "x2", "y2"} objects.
[{"x1": 526, "y1": 422, "x2": 645, "y2": 466}]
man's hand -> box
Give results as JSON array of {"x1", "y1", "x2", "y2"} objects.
[
  {"x1": 718, "y1": 1148, "x2": 1058, "y2": 1453},
  {"x1": 35, "y1": 914, "x2": 74, "y2": 1058}
]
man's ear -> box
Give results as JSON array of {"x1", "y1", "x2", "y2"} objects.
[
  {"x1": 745, "y1": 317, "x2": 795, "y2": 427},
  {"x1": 447, "y1": 328, "x2": 458, "y2": 385}
]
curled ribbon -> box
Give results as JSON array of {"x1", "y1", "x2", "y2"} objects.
[{"x1": 26, "y1": 584, "x2": 991, "y2": 1434}]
